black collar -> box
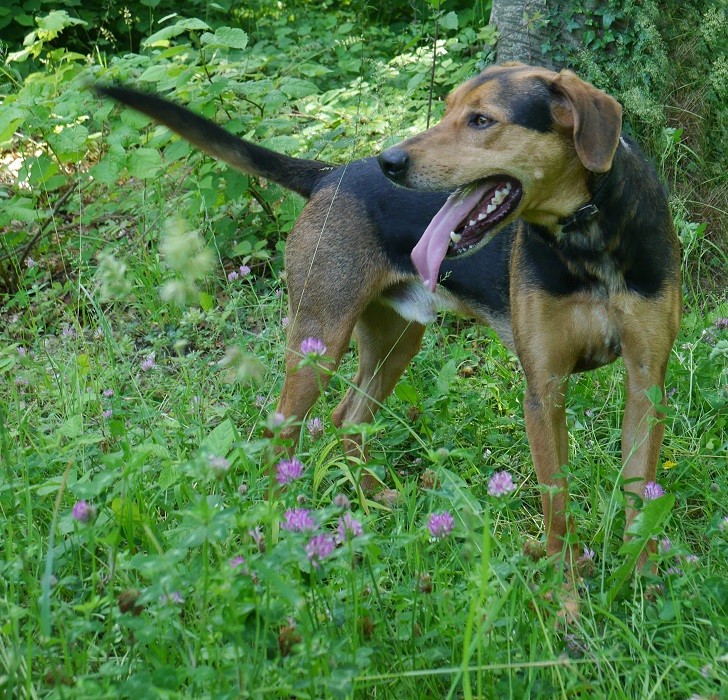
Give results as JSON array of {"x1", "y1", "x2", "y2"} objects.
[{"x1": 557, "y1": 156, "x2": 616, "y2": 234}]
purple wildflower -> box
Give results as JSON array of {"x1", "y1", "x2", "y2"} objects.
[
  {"x1": 62, "y1": 325, "x2": 75, "y2": 339},
  {"x1": 102, "y1": 388, "x2": 114, "y2": 397},
  {"x1": 581, "y1": 546, "x2": 595, "y2": 561},
  {"x1": 72, "y1": 500, "x2": 96, "y2": 523},
  {"x1": 249, "y1": 526, "x2": 265, "y2": 552},
  {"x1": 564, "y1": 633, "x2": 588, "y2": 656},
  {"x1": 17, "y1": 346, "x2": 27, "y2": 356},
  {"x1": 228, "y1": 556, "x2": 249, "y2": 575},
  {"x1": 659, "y1": 537, "x2": 671, "y2": 553},
  {"x1": 714, "y1": 317, "x2": 728, "y2": 330},
  {"x1": 102, "y1": 409, "x2": 113, "y2": 419},
  {"x1": 238, "y1": 482, "x2": 248, "y2": 495},
  {"x1": 428, "y1": 511, "x2": 455, "y2": 539},
  {"x1": 720, "y1": 516, "x2": 728, "y2": 533},
  {"x1": 276, "y1": 457, "x2": 304, "y2": 485},
  {"x1": 239, "y1": 265, "x2": 251, "y2": 276},
  {"x1": 644, "y1": 481, "x2": 664, "y2": 501},
  {"x1": 208, "y1": 454, "x2": 231, "y2": 477},
  {"x1": 333, "y1": 493, "x2": 351, "y2": 509},
  {"x1": 307, "y1": 417, "x2": 324, "y2": 439},
  {"x1": 14, "y1": 376, "x2": 29, "y2": 387},
  {"x1": 488, "y1": 470, "x2": 517, "y2": 497},
  {"x1": 25, "y1": 257, "x2": 36, "y2": 268},
  {"x1": 254, "y1": 394, "x2": 266, "y2": 408},
  {"x1": 161, "y1": 591, "x2": 184, "y2": 605},
  {"x1": 337, "y1": 512, "x2": 364, "y2": 542},
  {"x1": 267, "y1": 411, "x2": 286, "y2": 430},
  {"x1": 227, "y1": 270, "x2": 240, "y2": 281},
  {"x1": 140, "y1": 352, "x2": 156, "y2": 371},
  {"x1": 305, "y1": 534, "x2": 335, "y2": 568},
  {"x1": 684, "y1": 554, "x2": 699, "y2": 565},
  {"x1": 282, "y1": 316, "x2": 290, "y2": 328},
  {"x1": 281, "y1": 508, "x2": 317, "y2": 532},
  {"x1": 300, "y1": 337, "x2": 327, "y2": 357}
]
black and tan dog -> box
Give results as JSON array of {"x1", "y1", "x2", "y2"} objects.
[{"x1": 98, "y1": 62, "x2": 681, "y2": 573}]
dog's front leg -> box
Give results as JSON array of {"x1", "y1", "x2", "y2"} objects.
[{"x1": 522, "y1": 373, "x2": 575, "y2": 568}]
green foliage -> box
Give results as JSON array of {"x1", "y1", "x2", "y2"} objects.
[{"x1": 0, "y1": 2, "x2": 726, "y2": 698}]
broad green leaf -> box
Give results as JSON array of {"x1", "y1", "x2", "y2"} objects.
[
  {"x1": 3, "y1": 197, "x2": 37, "y2": 224},
  {"x1": 46, "y1": 124, "x2": 88, "y2": 163},
  {"x1": 58, "y1": 414, "x2": 83, "y2": 439},
  {"x1": 143, "y1": 18, "x2": 210, "y2": 47},
  {"x1": 201, "y1": 27, "x2": 249, "y2": 50},
  {"x1": 440, "y1": 11, "x2": 459, "y2": 30},
  {"x1": 0, "y1": 106, "x2": 24, "y2": 143},
  {"x1": 278, "y1": 78, "x2": 319, "y2": 99},
  {"x1": 127, "y1": 147, "x2": 162, "y2": 178},
  {"x1": 37, "y1": 10, "x2": 87, "y2": 33},
  {"x1": 28, "y1": 154, "x2": 60, "y2": 186},
  {"x1": 437, "y1": 359, "x2": 458, "y2": 396},
  {"x1": 394, "y1": 382, "x2": 420, "y2": 405},
  {"x1": 138, "y1": 64, "x2": 176, "y2": 83},
  {"x1": 199, "y1": 291, "x2": 214, "y2": 312},
  {"x1": 89, "y1": 154, "x2": 124, "y2": 185},
  {"x1": 200, "y1": 419, "x2": 236, "y2": 457}
]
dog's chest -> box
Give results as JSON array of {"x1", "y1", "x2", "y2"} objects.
[{"x1": 568, "y1": 291, "x2": 624, "y2": 370}]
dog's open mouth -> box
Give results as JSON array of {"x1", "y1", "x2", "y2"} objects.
[
  {"x1": 446, "y1": 177, "x2": 522, "y2": 256},
  {"x1": 411, "y1": 176, "x2": 523, "y2": 291}
]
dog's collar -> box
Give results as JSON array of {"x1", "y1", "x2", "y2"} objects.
[
  {"x1": 558, "y1": 203, "x2": 600, "y2": 234},
  {"x1": 557, "y1": 148, "x2": 618, "y2": 233}
]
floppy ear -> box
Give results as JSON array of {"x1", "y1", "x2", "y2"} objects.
[{"x1": 549, "y1": 70, "x2": 622, "y2": 173}]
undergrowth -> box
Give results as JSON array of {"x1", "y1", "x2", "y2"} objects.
[{"x1": 0, "y1": 3, "x2": 726, "y2": 698}]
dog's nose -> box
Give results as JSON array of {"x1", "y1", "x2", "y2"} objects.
[{"x1": 378, "y1": 147, "x2": 410, "y2": 180}]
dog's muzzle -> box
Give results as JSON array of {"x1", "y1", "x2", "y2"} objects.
[{"x1": 378, "y1": 147, "x2": 410, "y2": 181}]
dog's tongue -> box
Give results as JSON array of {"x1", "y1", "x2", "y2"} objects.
[{"x1": 412, "y1": 184, "x2": 488, "y2": 291}]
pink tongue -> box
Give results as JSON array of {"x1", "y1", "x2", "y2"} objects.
[{"x1": 411, "y1": 184, "x2": 489, "y2": 291}]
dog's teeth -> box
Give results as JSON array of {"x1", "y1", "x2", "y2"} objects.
[
  {"x1": 450, "y1": 231, "x2": 462, "y2": 243},
  {"x1": 493, "y1": 191, "x2": 506, "y2": 205},
  {"x1": 477, "y1": 213, "x2": 487, "y2": 221},
  {"x1": 468, "y1": 219, "x2": 476, "y2": 227},
  {"x1": 486, "y1": 203, "x2": 496, "y2": 214},
  {"x1": 504, "y1": 182, "x2": 512, "y2": 192}
]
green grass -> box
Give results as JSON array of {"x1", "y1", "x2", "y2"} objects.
[
  {"x1": 1, "y1": 4, "x2": 727, "y2": 699},
  {"x1": 2, "y1": 213, "x2": 726, "y2": 697}
]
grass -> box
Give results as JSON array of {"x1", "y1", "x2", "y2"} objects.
[
  {"x1": 1, "y1": 5, "x2": 727, "y2": 698},
  {"x1": 2, "y1": 209, "x2": 726, "y2": 696}
]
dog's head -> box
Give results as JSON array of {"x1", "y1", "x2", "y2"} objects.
[{"x1": 378, "y1": 63, "x2": 622, "y2": 289}]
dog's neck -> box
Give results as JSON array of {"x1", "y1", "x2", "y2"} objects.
[
  {"x1": 557, "y1": 143, "x2": 621, "y2": 235},
  {"x1": 545, "y1": 142, "x2": 631, "y2": 294}
]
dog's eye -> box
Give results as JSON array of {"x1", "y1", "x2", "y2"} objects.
[{"x1": 469, "y1": 114, "x2": 495, "y2": 129}]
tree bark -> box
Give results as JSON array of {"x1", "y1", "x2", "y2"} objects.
[{"x1": 489, "y1": 0, "x2": 555, "y2": 68}]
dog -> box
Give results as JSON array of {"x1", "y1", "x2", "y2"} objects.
[{"x1": 97, "y1": 62, "x2": 682, "y2": 575}]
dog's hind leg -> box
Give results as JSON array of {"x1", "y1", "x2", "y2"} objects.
[
  {"x1": 619, "y1": 291, "x2": 681, "y2": 569},
  {"x1": 272, "y1": 187, "x2": 395, "y2": 451},
  {"x1": 332, "y1": 300, "x2": 426, "y2": 458}
]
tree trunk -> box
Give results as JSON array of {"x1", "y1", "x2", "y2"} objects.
[{"x1": 489, "y1": 0, "x2": 555, "y2": 68}]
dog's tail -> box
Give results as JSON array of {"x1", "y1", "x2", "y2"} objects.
[{"x1": 95, "y1": 85, "x2": 334, "y2": 199}]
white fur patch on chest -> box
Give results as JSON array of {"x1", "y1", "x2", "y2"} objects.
[{"x1": 379, "y1": 280, "x2": 444, "y2": 324}]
